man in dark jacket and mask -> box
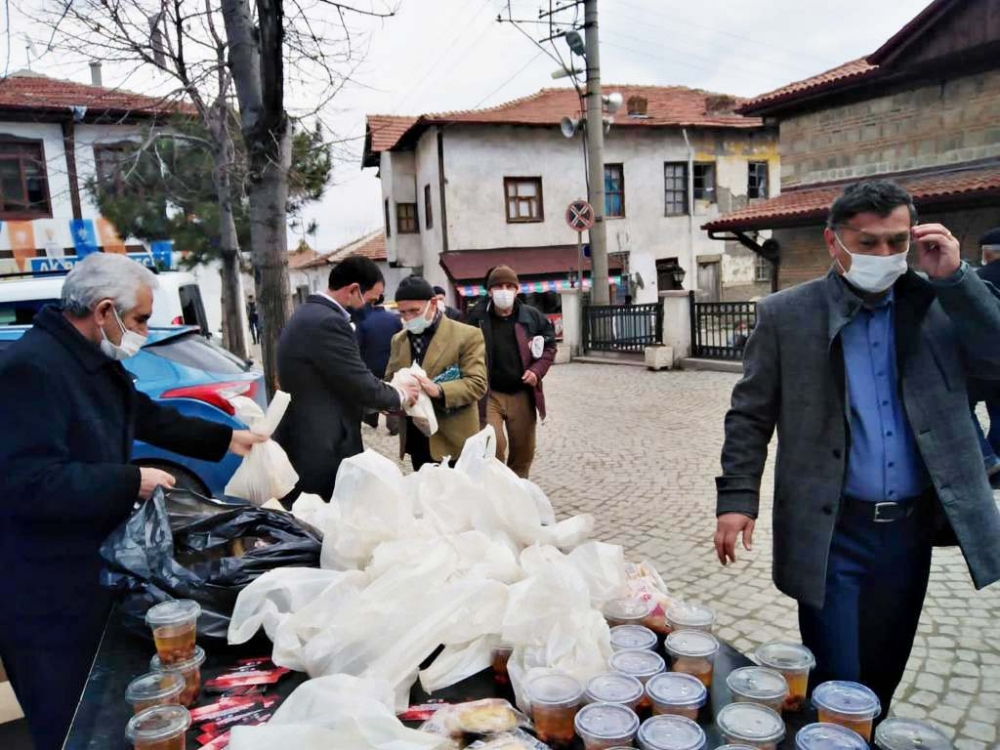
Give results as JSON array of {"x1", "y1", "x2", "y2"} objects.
[
  {"x1": 466, "y1": 265, "x2": 556, "y2": 478},
  {"x1": 0, "y1": 253, "x2": 262, "y2": 750}
]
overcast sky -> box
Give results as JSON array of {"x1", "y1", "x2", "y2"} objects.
[{"x1": 6, "y1": 0, "x2": 933, "y2": 251}]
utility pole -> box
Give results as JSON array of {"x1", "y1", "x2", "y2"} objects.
[{"x1": 584, "y1": 0, "x2": 609, "y2": 305}]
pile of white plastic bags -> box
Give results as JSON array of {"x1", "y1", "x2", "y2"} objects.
[{"x1": 227, "y1": 427, "x2": 672, "y2": 750}]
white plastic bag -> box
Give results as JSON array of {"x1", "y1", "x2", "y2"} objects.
[
  {"x1": 321, "y1": 450, "x2": 417, "y2": 570},
  {"x1": 224, "y1": 391, "x2": 299, "y2": 505},
  {"x1": 391, "y1": 363, "x2": 438, "y2": 436},
  {"x1": 228, "y1": 674, "x2": 451, "y2": 750}
]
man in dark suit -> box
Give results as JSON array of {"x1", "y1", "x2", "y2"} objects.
[
  {"x1": 0, "y1": 253, "x2": 262, "y2": 750},
  {"x1": 715, "y1": 180, "x2": 1000, "y2": 722},
  {"x1": 274, "y1": 256, "x2": 419, "y2": 502},
  {"x1": 354, "y1": 295, "x2": 403, "y2": 433},
  {"x1": 970, "y1": 227, "x2": 1000, "y2": 485}
]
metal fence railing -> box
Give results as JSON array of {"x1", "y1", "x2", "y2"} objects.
[
  {"x1": 583, "y1": 303, "x2": 663, "y2": 353},
  {"x1": 690, "y1": 297, "x2": 757, "y2": 360}
]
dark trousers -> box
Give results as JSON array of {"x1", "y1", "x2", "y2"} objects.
[
  {"x1": 249, "y1": 317, "x2": 260, "y2": 344},
  {"x1": 798, "y1": 497, "x2": 933, "y2": 722},
  {"x1": 405, "y1": 419, "x2": 455, "y2": 472},
  {"x1": 0, "y1": 598, "x2": 110, "y2": 750}
]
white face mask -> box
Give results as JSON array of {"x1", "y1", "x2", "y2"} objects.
[
  {"x1": 403, "y1": 301, "x2": 433, "y2": 335},
  {"x1": 436, "y1": 299, "x2": 447, "y2": 314},
  {"x1": 492, "y1": 289, "x2": 516, "y2": 310},
  {"x1": 100, "y1": 307, "x2": 147, "y2": 360},
  {"x1": 835, "y1": 235, "x2": 909, "y2": 293}
]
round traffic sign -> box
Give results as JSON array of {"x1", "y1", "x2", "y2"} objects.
[{"x1": 566, "y1": 199, "x2": 595, "y2": 232}]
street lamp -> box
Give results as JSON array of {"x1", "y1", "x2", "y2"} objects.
[{"x1": 672, "y1": 266, "x2": 687, "y2": 288}]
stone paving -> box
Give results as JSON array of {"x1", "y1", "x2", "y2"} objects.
[{"x1": 365, "y1": 363, "x2": 1000, "y2": 749}]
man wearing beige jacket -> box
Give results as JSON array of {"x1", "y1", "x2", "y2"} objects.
[{"x1": 386, "y1": 276, "x2": 488, "y2": 469}]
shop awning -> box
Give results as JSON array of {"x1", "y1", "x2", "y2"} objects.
[{"x1": 440, "y1": 245, "x2": 623, "y2": 284}]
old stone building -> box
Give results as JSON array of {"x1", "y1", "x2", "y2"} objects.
[{"x1": 704, "y1": 0, "x2": 1000, "y2": 289}]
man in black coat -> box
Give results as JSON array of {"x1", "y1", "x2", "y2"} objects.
[
  {"x1": 354, "y1": 296, "x2": 403, "y2": 432},
  {"x1": 971, "y1": 227, "x2": 1000, "y2": 485},
  {"x1": 274, "y1": 256, "x2": 419, "y2": 502},
  {"x1": 0, "y1": 253, "x2": 262, "y2": 750}
]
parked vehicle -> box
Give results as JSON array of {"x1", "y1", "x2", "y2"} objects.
[
  {"x1": 0, "y1": 271, "x2": 211, "y2": 335},
  {"x1": 0, "y1": 325, "x2": 264, "y2": 497}
]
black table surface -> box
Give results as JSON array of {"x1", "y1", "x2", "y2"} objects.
[{"x1": 65, "y1": 609, "x2": 817, "y2": 749}]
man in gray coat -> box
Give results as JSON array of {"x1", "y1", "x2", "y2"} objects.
[
  {"x1": 715, "y1": 180, "x2": 1000, "y2": 720},
  {"x1": 274, "y1": 256, "x2": 419, "y2": 503}
]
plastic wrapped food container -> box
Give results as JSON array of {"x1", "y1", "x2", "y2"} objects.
[
  {"x1": 604, "y1": 598, "x2": 655, "y2": 628},
  {"x1": 874, "y1": 718, "x2": 953, "y2": 750},
  {"x1": 637, "y1": 715, "x2": 706, "y2": 750},
  {"x1": 574, "y1": 702, "x2": 640, "y2": 750},
  {"x1": 795, "y1": 723, "x2": 869, "y2": 750},
  {"x1": 126, "y1": 705, "x2": 191, "y2": 750},
  {"x1": 526, "y1": 673, "x2": 584, "y2": 748},
  {"x1": 608, "y1": 648, "x2": 666, "y2": 711},
  {"x1": 664, "y1": 602, "x2": 716, "y2": 634},
  {"x1": 726, "y1": 666, "x2": 789, "y2": 714},
  {"x1": 125, "y1": 671, "x2": 185, "y2": 715},
  {"x1": 146, "y1": 600, "x2": 201, "y2": 666},
  {"x1": 754, "y1": 642, "x2": 816, "y2": 712},
  {"x1": 644, "y1": 672, "x2": 707, "y2": 720},
  {"x1": 585, "y1": 672, "x2": 645, "y2": 710},
  {"x1": 663, "y1": 631, "x2": 719, "y2": 688},
  {"x1": 610, "y1": 624, "x2": 658, "y2": 652},
  {"x1": 150, "y1": 646, "x2": 206, "y2": 707},
  {"x1": 715, "y1": 703, "x2": 786, "y2": 750},
  {"x1": 492, "y1": 646, "x2": 513, "y2": 685},
  {"x1": 811, "y1": 681, "x2": 881, "y2": 742}
]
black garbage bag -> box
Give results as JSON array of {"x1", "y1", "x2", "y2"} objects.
[{"x1": 100, "y1": 487, "x2": 322, "y2": 640}]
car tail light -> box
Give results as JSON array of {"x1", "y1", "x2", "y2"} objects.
[
  {"x1": 171, "y1": 316, "x2": 184, "y2": 325},
  {"x1": 161, "y1": 380, "x2": 258, "y2": 415}
]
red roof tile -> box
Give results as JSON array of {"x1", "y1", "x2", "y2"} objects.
[
  {"x1": 366, "y1": 115, "x2": 419, "y2": 154},
  {"x1": 738, "y1": 58, "x2": 880, "y2": 115},
  {"x1": 365, "y1": 85, "x2": 763, "y2": 161},
  {"x1": 299, "y1": 231, "x2": 386, "y2": 269},
  {"x1": 703, "y1": 165, "x2": 1000, "y2": 232},
  {"x1": 0, "y1": 72, "x2": 191, "y2": 118}
]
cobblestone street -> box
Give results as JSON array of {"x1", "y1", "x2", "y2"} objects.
[{"x1": 366, "y1": 363, "x2": 1000, "y2": 748}]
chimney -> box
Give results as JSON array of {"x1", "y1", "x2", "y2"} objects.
[
  {"x1": 626, "y1": 96, "x2": 648, "y2": 117},
  {"x1": 89, "y1": 61, "x2": 103, "y2": 87}
]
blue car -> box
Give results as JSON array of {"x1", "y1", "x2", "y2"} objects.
[{"x1": 0, "y1": 325, "x2": 266, "y2": 497}]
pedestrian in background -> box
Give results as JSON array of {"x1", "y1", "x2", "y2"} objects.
[
  {"x1": 246, "y1": 294, "x2": 260, "y2": 345},
  {"x1": 466, "y1": 265, "x2": 556, "y2": 478},
  {"x1": 433, "y1": 285, "x2": 464, "y2": 322},
  {"x1": 355, "y1": 294, "x2": 403, "y2": 435},
  {"x1": 970, "y1": 226, "x2": 1000, "y2": 487}
]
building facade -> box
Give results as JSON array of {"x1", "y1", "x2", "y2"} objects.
[
  {"x1": 363, "y1": 86, "x2": 778, "y2": 311},
  {"x1": 704, "y1": 0, "x2": 1000, "y2": 287}
]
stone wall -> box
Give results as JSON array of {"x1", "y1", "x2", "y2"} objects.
[{"x1": 780, "y1": 69, "x2": 1000, "y2": 189}]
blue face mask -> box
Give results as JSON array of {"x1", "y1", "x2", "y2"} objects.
[{"x1": 404, "y1": 301, "x2": 433, "y2": 335}]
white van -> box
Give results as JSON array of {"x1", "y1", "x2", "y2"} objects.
[{"x1": 0, "y1": 271, "x2": 211, "y2": 334}]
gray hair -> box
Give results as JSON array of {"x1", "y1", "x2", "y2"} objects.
[{"x1": 61, "y1": 253, "x2": 159, "y2": 317}]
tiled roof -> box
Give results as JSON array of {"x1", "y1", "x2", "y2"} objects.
[
  {"x1": 737, "y1": 58, "x2": 880, "y2": 115},
  {"x1": 702, "y1": 165, "x2": 1000, "y2": 232},
  {"x1": 364, "y1": 85, "x2": 763, "y2": 161},
  {"x1": 366, "y1": 115, "x2": 419, "y2": 154},
  {"x1": 299, "y1": 231, "x2": 386, "y2": 269},
  {"x1": 0, "y1": 71, "x2": 191, "y2": 117}
]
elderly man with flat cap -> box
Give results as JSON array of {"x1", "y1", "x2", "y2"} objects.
[{"x1": 386, "y1": 275, "x2": 487, "y2": 470}]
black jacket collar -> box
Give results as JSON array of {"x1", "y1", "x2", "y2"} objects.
[{"x1": 34, "y1": 304, "x2": 117, "y2": 374}]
